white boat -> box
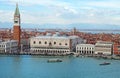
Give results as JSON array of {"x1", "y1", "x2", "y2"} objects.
[{"x1": 47, "y1": 58, "x2": 62, "y2": 62}]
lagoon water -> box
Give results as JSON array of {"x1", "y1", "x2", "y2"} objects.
[{"x1": 0, "y1": 55, "x2": 120, "y2": 78}]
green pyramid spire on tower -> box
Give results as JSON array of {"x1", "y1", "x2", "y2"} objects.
[{"x1": 14, "y1": 3, "x2": 20, "y2": 16}]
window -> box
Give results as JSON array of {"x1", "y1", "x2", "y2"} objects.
[
  {"x1": 33, "y1": 41, "x2": 36, "y2": 44},
  {"x1": 39, "y1": 41, "x2": 41, "y2": 44},
  {"x1": 59, "y1": 43, "x2": 61, "y2": 45},
  {"x1": 118, "y1": 46, "x2": 120, "y2": 48},
  {"x1": 54, "y1": 42, "x2": 56, "y2": 44},
  {"x1": 45, "y1": 41, "x2": 47, "y2": 44},
  {"x1": 65, "y1": 43, "x2": 67, "y2": 45},
  {"x1": 49, "y1": 42, "x2": 52, "y2": 46},
  {"x1": 14, "y1": 21, "x2": 18, "y2": 23}
]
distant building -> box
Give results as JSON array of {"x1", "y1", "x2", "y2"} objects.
[
  {"x1": 113, "y1": 44, "x2": 120, "y2": 55},
  {"x1": 13, "y1": 3, "x2": 21, "y2": 46},
  {"x1": 95, "y1": 41, "x2": 113, "y2": 55},
  {"x1": 76, "y1": 44, "x2": 95, "y2": 55},
  {"x1": 70, "y1": 27, "x2": 79, "y2": 35},
  {"x1": 30, "y1": 32, "x2": 84, "y2": 55},
  {"x1": 0, "y1": 40, "x2": 18, "y2": 53}
]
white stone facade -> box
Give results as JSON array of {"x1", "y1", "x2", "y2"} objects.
[
  {"x1": 76, "y1": 44, "x2": 95, "y2": 55},
  {"x1": 30, "y1": 34, "x2": 84, "y2": 55},
  {"x1": 95, "y1": 41, "x2": 113, "y2": 55},
  {"x1": 0, "y1": 40, "x2": 18, "y2": 53}
]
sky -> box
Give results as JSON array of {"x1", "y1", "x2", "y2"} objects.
[{"x1": 0, "y1": 0, "x2": 120, "y2": 26}]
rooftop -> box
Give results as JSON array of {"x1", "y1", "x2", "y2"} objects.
[
  {"x1": 95, "y1": 43, "x2": 113, "y2": 46},
  {"x1": 96, "y1": 41, "x2": 113, "y2": 44},
  {"x1": 0, "y1": 40, "x2": 18, "y2": 44},
  {"x1": 31, "y1": 32, "x2": 79, "y2": 39},
  {"x1": 33, "y1": 36, "x2": 79, "y2": 39}
]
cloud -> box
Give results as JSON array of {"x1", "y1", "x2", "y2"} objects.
[
  {"x1": 86, "y1": 0, "x2": 120, "y2": 9},
  {"x1": 8, "y1": 0, "x2": 68, "y2": 7},
  {"x1": 0, "y1": 10, "x2": 13, "y2": 23},
  {"x1": 0, "y1": 0, "x2": 120, "y2": 25}
]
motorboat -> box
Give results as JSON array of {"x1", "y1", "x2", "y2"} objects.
[
  {"x1": 47, "y1": 58, "x2": 62, "y2": 63},
  {"x1": 99, "y1": 62, "x2": 111, "y2": 65}
]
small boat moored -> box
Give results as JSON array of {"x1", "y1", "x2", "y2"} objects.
[
  {"x1": 47, "y1": 58, "x2": 62, "y2": 63},
  {"x1": 99, "y1": 62, "x2": 111, "y2": 65}
]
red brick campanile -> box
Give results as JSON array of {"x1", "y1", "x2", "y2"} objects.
[{"x1": 13, "y1": 3, "x2": 21, "y2": 47}]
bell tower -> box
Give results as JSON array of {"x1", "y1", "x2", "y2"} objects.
[{"x1": 13, "y1": 3, "x2": 21, "y2": 46}]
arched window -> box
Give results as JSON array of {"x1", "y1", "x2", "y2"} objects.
[
  {"x1": 45, "y1": 41, "x2": 47, "y2": 44},
  {"x1": 59, "y1": 43, "x2": 61, "y2": 45},
  {"x1": 49, "y1": 42, "x2": 52, "y2": 46},
  {"x1": 65, "y1": 43, "x2": 67, "y2": 45},
  {"x1": 33, "y1": 41, "x2": 36, "y2": 44},
  {"x1": 39, "y1": 41, "x2": 41, "y2": 44},
  {"x1": 54, "y1": 42, "x2": 56, "y2": 44}
]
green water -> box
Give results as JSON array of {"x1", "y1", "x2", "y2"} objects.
[{"x1": 0, "y1": 55, "x2": 120, "y2": 78}]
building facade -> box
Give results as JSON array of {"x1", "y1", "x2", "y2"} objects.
[
  {"x1": 76, "y1": 44, "x2": 95, "y2": 55},
  {"x1": 0, "y1": 40, "x2": 18, "y2": 53},
  {"x1": 95, "y1": 41, "x2": 113, "y2": 55},
  {"x1": 113, "y1": 44, "x2": 120, "y2": 55},
  {"x1": 13, "y1": 3, "x2": 21, "y2": 46},
  {"x1": 30, "y1": 33, "x2": 84, "y2": 55}
]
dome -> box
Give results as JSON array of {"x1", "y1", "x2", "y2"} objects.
[
  {"x1": 46, "y1": 33, "x2": 52, "y2": 36},
  {"x1": 52, "y1": 32, "x2": 60, "y2": 37},
  {"x1": 53, "y1": 34, "x2": 58, "y2": 37}
]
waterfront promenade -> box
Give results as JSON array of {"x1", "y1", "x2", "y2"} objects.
[{"x1": 0, "y1": 51, "x2": 120, "y2": 60}]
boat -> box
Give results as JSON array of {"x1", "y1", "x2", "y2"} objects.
[
  {"x1": 47, "y1": 59, "x2": 62, "y2": 63},
  {"x1": 99, "y1": 62, "x2": 111, "y2": 65}
]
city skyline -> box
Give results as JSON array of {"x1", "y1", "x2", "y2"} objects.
[{"x1": 0, "y1": 0, "x2": 120, "y2": 28}]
